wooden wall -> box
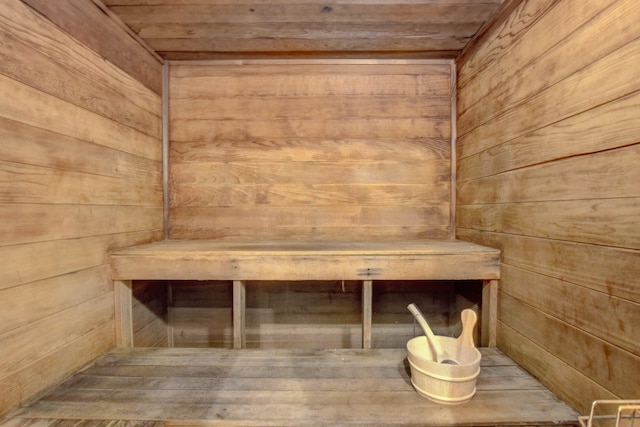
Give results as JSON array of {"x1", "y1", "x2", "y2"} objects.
[
  {"x1": 456, "y1": 0, "x2": 640, "y2": 413},
  {"x1": 0, "y1": 1, "x2": 163, "y2": 418},
  {"x1": 168, "y1": 280, "x2": 457, "y2": 349},
  {"x1": 169, "y1": 61, "x2": 453, "y2": 240},
  {"x1": 132, "y1": 281, "x2": 169, "y2": 347}
]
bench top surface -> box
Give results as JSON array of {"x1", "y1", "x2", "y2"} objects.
[
  {"x1": 111, "y1": 238, "x2": 500, "y2": 256},
  {"x1": 110, "y1": 239, "x2": 500, "y2": 280}
]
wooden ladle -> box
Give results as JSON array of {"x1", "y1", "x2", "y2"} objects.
[{"x1": 407, "y1": 303, "x2": 458, "y2": 365}]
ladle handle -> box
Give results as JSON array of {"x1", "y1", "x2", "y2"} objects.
[
  {"x1": 407, "y1": 303, "x2": 445, "y2": 357},
  {"x1": 459, "y1": 309, "x2": 477, "y2": 348}
]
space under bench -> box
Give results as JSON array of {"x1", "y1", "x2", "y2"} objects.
[{"x1": 109, "y1": 239, "x2": 501, "y2": 349}]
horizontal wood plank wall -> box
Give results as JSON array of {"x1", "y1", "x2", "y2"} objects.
[
  {"x1": 169, "y1": 61, "x2": 452, "y2": 240},
  {"x1": 168, "y1": 280, "x2": 454, "y2": 349},
  {"x1": 0, "y1": 1, "x2": 163, "y2": 418},
  {"x1": 132, "y1": 281, "x2": 169, "y2": 348},
  {"x1": 456, "y1": 0, "x2": 640, "y2": 413}
]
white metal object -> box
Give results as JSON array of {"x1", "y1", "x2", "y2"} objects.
[{"x1": 578, "y1": 400, "x2": 640, "y2": 427}]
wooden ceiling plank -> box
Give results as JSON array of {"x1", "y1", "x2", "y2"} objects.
[
  {"x1": 136, "y1": 22, "x2": 483, "y2": 39},
  {"x1": 108, "y1": 4, "x2": 500, "y2": 25},
  {"x1": 145, "y1": 37, "x2": 471, "y2": 53}
]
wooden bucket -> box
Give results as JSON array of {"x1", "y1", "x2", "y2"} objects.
[{"x1": 406, "y1": 335, "x2": 481, "y2": 405}]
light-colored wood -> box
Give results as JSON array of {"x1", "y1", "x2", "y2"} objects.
[
  {"x1": 0, "y1": 267, "x2": 111, "y2": 336},
  {"x1": 111, "y1": 239, "x2": 500, "y2": 349},
  {"x1": 500, "y1": 264, "x2": 639, "y2": 356},
  {"x1": 22, "y1": 0, "x2": 163, "y2": 93},
  {"x1": 456, "y1": 0, "x2": 640, "y2": 413},
  {"x1": 481, "y1": 280, "x2": 498, "y2": 347},
  {"x1": 449, "y1": 61, "x2": 457, "y2": 239},
  {"x1": 457, "y1": 198, "x2": 640, "y2": 250},
  {"x1": 0, "y1": 230, "x2": 162, "y2": 293},
  {"x1": 458, "y1": 17, "x2": 640, "y2": 160},
  {"x1": 167, "y1": 284, "x2": 175, "y2": 348},
  {"x1": 169, "y1": 62, "x2": 452, "y2": 241},
  {"x1": 131, "y1": 281, "x2": 168, "y2": 347},
  {"x1": 458, "y1": 229, "x2": 640, "y2": 302},
  {"x1": 168, "y1": 280, "x2": 453, "y2": 349},
  {"x1": 233, "y1": 280, "x2": 246, "y2": 349},
  {"x1": 8, "y1": 347, "x2": 578, "y2": 426},
  {"x1": 499, "y1": 292, "x2": 640, "y2": 399},
  {"x1": 0, "y1": 204, "x2": 163, "y2": 246},
  {"x1": 162, "y1": 60, "x2": 170, "y2": 239},
  {"x1": 114, "y1": 280, "x2": 134, "y2": 348},
  {"x1": 457, "y1": 88, "x2": 640, "y2": 183},
  {"x1": 111, "y1": 239, "x2": 500, "y2": 281},
  {"x1": 103, "y1": 1, "x2": 503, "y2": 60},
  {"x1": 362, "y1": 280, "x2": 373, "y2": 349},
  {"x1": 458, "y1": 0, "x2": 630, "y2": 138},
  {"x1": 458, "y1": 143, "x2": 640, "y2": 205},
  {"x1": 0, "y1": 325, "x2": 114, "y2": 425},
  {"x1": 0, "y1": 1, "x2": 163, "y2": 419},
  {"x1": 0, "y1": 2, "x2": 162, "y2": 134}
]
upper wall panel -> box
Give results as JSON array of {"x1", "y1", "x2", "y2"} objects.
[{"x1": 169, "y1": 60, "x2": 453, "y2": 240}]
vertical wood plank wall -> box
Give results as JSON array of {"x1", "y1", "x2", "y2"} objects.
[
  {"x1": 0, "y1": 1, "x2": 163, "y2": 418},
  {"x1": 169, "y1": 61, "x2": 452, "y2": 240},
  {"x1": 456, "y1": 0, "x2": 640, "y2": 413}
]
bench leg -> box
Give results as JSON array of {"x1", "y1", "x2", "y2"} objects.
[
  {"x1": 482, "y1": 279, "x2": 498, "y2": 347},
  {"x1": 114, "y1": 280, "x2": 133, "y2": 347},
  {"x1": 233, "y1": 280, "x2": 246, "y2": 349},
  {"x1": 362, "y1": 280, "x2": 373, "y2": 349},
  {"x1": 167, "y1": 283, "x2": 174, "y2": 348}
]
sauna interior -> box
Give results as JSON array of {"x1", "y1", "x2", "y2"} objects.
[{"x1": 1, "y1": 0, "x2": 639, "y2": 425}]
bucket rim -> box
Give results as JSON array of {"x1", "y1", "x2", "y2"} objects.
[{"x1": 408, "y1": 359, "x2": 480, "y2": 382}]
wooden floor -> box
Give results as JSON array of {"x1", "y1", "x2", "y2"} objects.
[{"x1": 2, "y1": 348, "x2": 578, "y2": 427}]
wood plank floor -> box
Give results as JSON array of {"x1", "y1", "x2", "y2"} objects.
[{"x1": 2, "y1": 348, "x2": 579, "y2": 427}]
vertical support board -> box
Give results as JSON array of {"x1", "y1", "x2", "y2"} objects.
[
  {"x1": 233, "y1": 280, "x2": 246, "y2": 349},
  {"x1": 482, "y1": 279, "x2": 498, "y2": 347},
  {"x1": 167, "y1": 282, "x2": 174, "y2": 348},
  {"x1": 114, "y1": 280, "x2": 133, "y2": 347},
  {"x1": 362, "y1": 280, "x2": 373, "y2": 349},
  {"x1": 162, "y1": 60, "x2": 170, "y2": 239},
  {"x1": 450, "y1": 60, "x2": 457, "y2": 239}
]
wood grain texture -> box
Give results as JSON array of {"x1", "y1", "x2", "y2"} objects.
[
  {"x1": 102, "y1": 1, "x2": 503, "y2": 59},
  {"x1": 7, "y1": 347, "x2": 578, "y2": 426},
  {"x1": 169, "y1": 61, "x2": 453, "y2": 240},
  {"x1": 132, "y1": 281, "x2": 169, "y2": 347},
  {"x1": 456, "y1": 0, "x2": 640, "y2": 412},
  {"x1": 0, "y1": 1, "x2": 162, "y2": 419},
  {"x1": 167, "y1": 280, "x2": 454, "y2": 349},
  {"x1": 21, "y1": 0, "x2": 162, "y2": 93},
  {"x1": 110, "y1": 239, "x2": 501, "y2": 281}
]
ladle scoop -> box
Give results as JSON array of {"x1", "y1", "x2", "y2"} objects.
[{"x1": 407, "y1": 303, "x2": 458, "y2": 365}]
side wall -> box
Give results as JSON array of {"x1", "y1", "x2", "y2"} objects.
[
  {"x1": 456, "y1": 0, "x2": 640, "y2": 412},
  {"x1": 0, "y1": 1, "x2": 163, "y2": 418},
  {"x1": 169, "y1": 61, "x2": 452, "y2": 240}
]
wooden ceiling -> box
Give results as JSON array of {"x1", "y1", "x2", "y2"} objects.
[{"x1": 102, "y1": 0, "x2": 507, "y2": 60}]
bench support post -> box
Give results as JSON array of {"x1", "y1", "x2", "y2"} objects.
[
  {"x1": 362, "y1": 280, "x2": 373, "y2": 349},
  {"x1": 482, "y1": 279, "x2": 498, "y2": 347},
  {"x1": 114, "y1": 280, "x2": 133, "y2": 347},
  {"x1": 233, "y1": 280, "x2": 246, "y2": 349}
]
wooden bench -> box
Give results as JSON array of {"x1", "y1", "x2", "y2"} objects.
[{"x1": 110, "y1": 239, "x2": 500, "y2": 349}]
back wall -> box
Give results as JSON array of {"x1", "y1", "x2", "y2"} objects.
[{"x1": 168, "y1": 60, "x2": 453, "y2": 241}]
